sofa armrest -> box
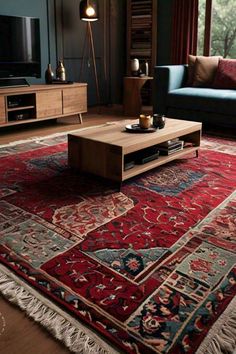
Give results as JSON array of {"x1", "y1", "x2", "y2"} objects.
[{"x1": 153, "y1": 65, "x2": 188, "y2": 114}]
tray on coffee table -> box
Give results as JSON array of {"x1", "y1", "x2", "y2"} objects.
[{"x1": 125, "y1": 124, "x2": 157, "y2": 133}]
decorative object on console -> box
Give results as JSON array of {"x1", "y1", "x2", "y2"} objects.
[
  {"x1": 79, "y1": 0, "x2": 100, "y2": 108},
  {"x1": 45, "y1": 63, "x2": 55, "y2": 84},
  {"x1": 56, "y1": 60, "x2": 66, "y2": 81},
  {"x1": 153, "y1": 114, "x2": 166, "y2": 129}
]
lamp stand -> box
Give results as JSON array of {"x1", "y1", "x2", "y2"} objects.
[{"x1": 79, "y1": 22, "x2": 100, "y2": 109}]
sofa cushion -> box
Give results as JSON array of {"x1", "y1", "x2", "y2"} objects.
[
  {"x1": 212, "y1": 59, "x2": 236, "y2": 89},
  {"x1": 192, "y1": 56, "x2": 221, "y2": 87},
  {"x1": 186, "y1": 55, "x2": 196, "y2": 86},
  {"x1": 167, "y1": 87, "x2": 236, "y2": 115}
]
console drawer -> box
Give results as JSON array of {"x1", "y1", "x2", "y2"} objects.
[
  {"x1": 36, "y1": 90, "x2": 62, "y2": 118},
  {"x1": 63, "y1": 86, "x2": 87, "y2": 115}
]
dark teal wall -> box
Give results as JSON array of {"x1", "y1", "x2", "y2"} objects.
[
  {"x1": 157, "y1": 0, "x2": 173, "y2": 65},
  {"x1": 55, "y1": 0, "x2": 126, "y2": 106},
  {"x1": 0, "y1": 0, "x2": 57, "y2": 84},
  {"x1": 0, "y1": 0, "x2": 173, "y2": 101}
]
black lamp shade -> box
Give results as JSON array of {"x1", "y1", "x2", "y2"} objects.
[{"x1": 80, "y1": 0, "x2": 99, "y2": 21}]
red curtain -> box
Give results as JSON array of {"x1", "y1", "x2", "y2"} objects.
[{"x1": 171, "y1": 0, "x2": 199, "y2": 64}]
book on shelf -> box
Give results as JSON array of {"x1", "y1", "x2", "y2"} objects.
[
  {"x1": 131, "y1": 15, "x2": 152, "y2": 18},
  {"x1": 130, "y1": 50, "x2": 151, "y2": 56},
  {"x1": 132, "y1": 43, "x2": 151, "y2": 49},
  {"x1": 132, "y1": 10, "x2": 151, "y2": 15},
  {"x1": 157, "y1": 140, "x2": 184, "y2": 155},
  {"x1": 158, "y1": 145, "x2": 183, "y2": 155},
  {"x1": 131, "y1": 2, "x2": 152, "y2": 7},
  {"x1": 158, "y1": 138, "x2": 183, "y2": 148}
]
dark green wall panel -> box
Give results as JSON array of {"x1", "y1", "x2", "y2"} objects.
[
  {"x1": 157, "y1": 0, "x2": 173, "y2": 65},
  {"x1": 56, "y1": 0, "x2": 115, "y2": 106}
]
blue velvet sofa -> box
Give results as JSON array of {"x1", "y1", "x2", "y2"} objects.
[{"x1": 153, "y1": 65, "x2": 236, "y2": 129}]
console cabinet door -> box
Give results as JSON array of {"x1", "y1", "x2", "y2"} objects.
[
  {"x1": 0, "y1": 96, "x2": 6, "y2": 124},
  {"x1": 63, "y1": 86, "x2": 87, "y2": 115},
  {"x1": 36, "y1": 90, "x2": 62, "y2": 118}
]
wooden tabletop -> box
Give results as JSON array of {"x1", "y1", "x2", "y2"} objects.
[{"x1": 69, "y1": 118, "x2": 202, "y2": 155}]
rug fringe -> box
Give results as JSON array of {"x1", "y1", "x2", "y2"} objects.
[
  {"x1": 196, "y1": 296, "x2": 236, "y2": 354},
  {"x1": 0, "y1": 122, "x2": 117, "y2": 148},
  {"x1": 0, "y1": 270, "x2": 112, "y2": 354}
]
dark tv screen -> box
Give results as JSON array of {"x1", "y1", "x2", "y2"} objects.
[{"x1": 0, "y1": 14, "x2": 41, "y2": 78}]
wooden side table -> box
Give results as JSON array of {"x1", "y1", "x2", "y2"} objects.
[{"x1": 123, "y1": 76, "x2": 153, "y2": 116}]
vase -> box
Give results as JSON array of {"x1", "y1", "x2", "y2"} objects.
[
  {"x1": 131, "y1": 58, "x2": 139, "y2": 76},
  {"x1": 56, "y1": 60, "x2": 66, "y2": 81},
  {"x1": 45, "y1": 64, "x2": 54, "y2": 84},
  {"x1": 144, "y1": 61, "x2": 149, "y2": 76}
]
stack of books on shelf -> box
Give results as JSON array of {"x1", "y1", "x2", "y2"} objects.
[
  {"x1": 130, "y1": 0, "x2": 152, "y2": 58},
  {"x1": 157, "y1": 139, "x2": 184, "y2": 155}
]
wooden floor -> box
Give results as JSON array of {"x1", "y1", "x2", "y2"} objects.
[
  {"x1": 0, "y1": 105, "x2": 154, "y2": 354},
  {"x1": 0, "y1": 105, "x2": 135, "y2": 145}
]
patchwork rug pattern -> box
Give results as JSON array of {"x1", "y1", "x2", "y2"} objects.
[{"x1": 0, "y1": 132, "x2": 236, "y2": 354}]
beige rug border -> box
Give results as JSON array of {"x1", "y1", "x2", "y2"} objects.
[
  {"x1": 0, "y1": 264, "x2": 119, "y2": 354},
  {"x1": 196, "y1": 295, "x2": 236, "y2": 354},
  {"x1": 0, "y1": 121, "x2": 119, "y2": 148}
]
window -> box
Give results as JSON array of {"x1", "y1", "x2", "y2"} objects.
[
  {"x1": 197, "y1": 0, "x2": 236, "y2": 58},
  {"x1": 197, "y1": 0, "x2": 206, "y2": 55}
]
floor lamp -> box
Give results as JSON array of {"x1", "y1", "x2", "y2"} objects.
[{"x1": 79, "y1": 0, "x2": 100, "y2": 108}]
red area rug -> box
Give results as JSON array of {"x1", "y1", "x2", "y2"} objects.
[{"x1": 0, "y1": 131, "x2": 236, "y2": 353}]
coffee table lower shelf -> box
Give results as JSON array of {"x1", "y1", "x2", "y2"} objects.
[{"x1": 123, "y1": 146, "x2": 198, "y2": 181}]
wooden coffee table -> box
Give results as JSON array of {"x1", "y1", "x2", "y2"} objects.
[{"x1": 68, "y1": 118, "x2": 202, "y2": 183}]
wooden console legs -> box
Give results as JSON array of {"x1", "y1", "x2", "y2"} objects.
[{"x1": 78, "y1": 113, "x2": 83, "y2": 124}]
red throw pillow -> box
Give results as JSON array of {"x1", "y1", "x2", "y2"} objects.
[{"x1": 212, "y1": 59, "x2": 236, "y2": 89}]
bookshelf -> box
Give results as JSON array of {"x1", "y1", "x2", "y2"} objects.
[{"x1": 126, "y1": 0, "x2": 157, "y2": 104}]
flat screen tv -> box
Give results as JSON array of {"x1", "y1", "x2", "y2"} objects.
[{"x1": 0, "y1": 14, "x2": 41, "y2": 84}]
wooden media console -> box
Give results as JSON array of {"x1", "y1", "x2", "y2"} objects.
[{"x1": 0, "y1": 83, "x2": 87, "y2": 127}]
